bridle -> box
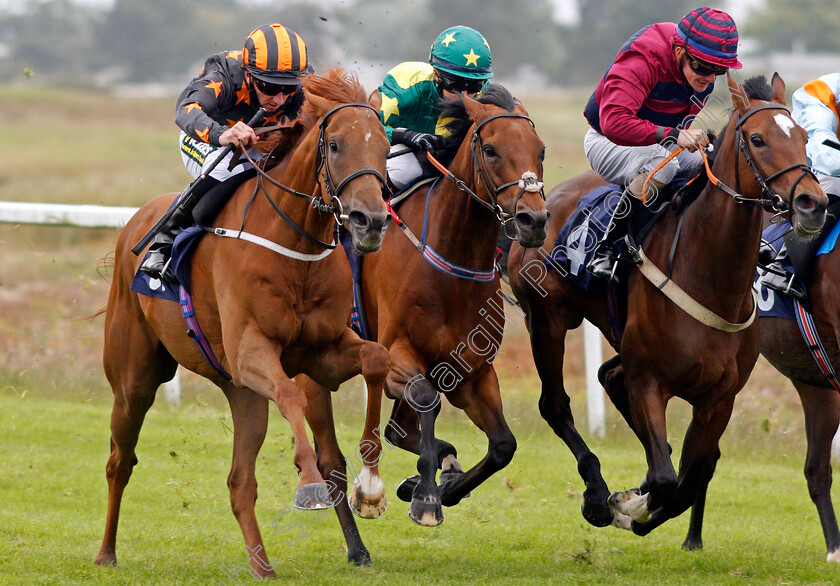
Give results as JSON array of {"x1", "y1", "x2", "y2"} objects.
[
  {"x1": 427, "y1": 112, "x2": 545, "y2": 224},
  {"x1": 241, "y1": 102, "x2": 388, "y2": 249},
  {"x1": 716, "y1": 102, "x2": 817, "y2": 213}
]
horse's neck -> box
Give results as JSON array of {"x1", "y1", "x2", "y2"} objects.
[
  {"x1": 679, "y1": 181, "x2": 762, "y2": 299},
  {"x1": 424, "y1": 182, "x2": 499, "y2": 267},
  {"x1": 422, "y1": 153, "x2": 499, "y2": 268}
]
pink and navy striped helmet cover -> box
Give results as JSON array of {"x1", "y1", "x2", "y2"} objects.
[{"x1": 675, "y1": 7, "x2": 742, "y2": 69}]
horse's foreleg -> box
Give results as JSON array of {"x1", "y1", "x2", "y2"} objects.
[
  {"x1": 682, "y1": 484, "x2": 707, "y2": 551},
  {"x1": 303, "y1": 330, "x2": 390, "y2": 519},
  {"x1": 300, "y1": 381, "x2": 371, "y2": 566},
  {"x1": 438, "y1": 367, "x2": 516, "y2": 508},
  {"x1": 631, "y1": 398, "x2": 732, "y2": 537},
  {"x1": 384, "y1": 399, "x2": 460, "y2": 465},
  {"x1": 221, "y1": 384, "x2": 276, "y2": 579},
  {"x1": 530, "y1": 310, "x2": 614, "y2": 527},
  {"x1": 386, "y1": 345, "x2": 443, "y2": 526},
  {"x1": 614, "y1": 374, "x2": 675, "y2": 519},
  {"x1": 234, "y1": 341, "x2": 330, "y2": 510},
  {"x1": 796, "y1": 380, "x2": 840, "y2": 561}
]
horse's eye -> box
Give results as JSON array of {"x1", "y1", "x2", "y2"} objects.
[
  {"x1": 750, "y1": 134, "x2": 766, "y2": 148},
  {"x1": 329, "y1": 138, "x2": 339, "y2": 153},
  {"x1": 540, "y1": 148, "x2": 546, "y2": 162},
  {"x1": 483, "y1": 144, "x2": 497, "y2": 157}
]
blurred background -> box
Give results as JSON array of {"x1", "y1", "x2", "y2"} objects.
[{"x1": 1, "y1": 0, "x2": 839, "y2": 94}]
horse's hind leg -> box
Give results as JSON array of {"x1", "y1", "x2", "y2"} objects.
[
  {"x1": 796, "y1": 380, "x2": 840, "y2": 561},
  {"x1": 530, "y1": 308, "x2": 614, "y2": 527},
  {"x1": 96, "y1": 311, "x2": 176, "y2": 567},
  {"x1": 221, "y1": 384, "x2": 276, "y2": 578},
  {"x1": 438, "y1": 367, "x2": 516, "y2": 508},
  {"x1": 301, "y1": 382, "x2": 372, "y2": 566}
]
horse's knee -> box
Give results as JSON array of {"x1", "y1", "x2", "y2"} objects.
[
  {"x1": 804, "y1": 461, "x2": 832, "y2": 501},
  {"x1": 488, "y1": 433, "x2": 517, "y2": 470},
  {"x1": 538, "y1": 390, "x2": 572, "y2": 424},
  {"x1": 359, "y1": 342, "x2": 390, "y2": 383},
  {"x1": 227, "y1": 471, "x2": 258, "y2": 515}
]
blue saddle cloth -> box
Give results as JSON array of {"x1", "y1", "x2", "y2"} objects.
[
  {"x1": 546, "y1": 183, "x2": 626, "y2": 291},
  {"x1": 130, "y1": 226, "x2": 206, "y2": 301},
  {"x1": 755, "y1": 219, "x2": 840, "y2": 320}
]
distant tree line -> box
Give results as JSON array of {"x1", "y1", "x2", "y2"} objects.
[{"x1": 0, "y1": 0, "x2": 835, "y2": 88}]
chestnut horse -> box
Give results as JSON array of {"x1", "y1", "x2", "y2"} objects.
[
  {"x1": 508, "y1": 74, "x2": 828, "y2": 539},
  {"x1": 95, "y1": 69, "x2": 392, "y2": 576},
  {"x1": 357, "y1": 85, "x2": 548, "y2": 526}
]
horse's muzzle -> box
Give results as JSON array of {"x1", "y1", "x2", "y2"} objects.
[
  {"x1": 514, "y1": 209, "x2": 549, "y2": 248},
  {"x1": 791, "y1": 191, "x2": 827, "y2": 238},
  {"x1": 347, "y1": 210, "x2": 392, "y2": 253}
]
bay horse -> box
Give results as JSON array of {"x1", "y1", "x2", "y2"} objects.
[
  {"x1": 95, "y1": 69, "x2": 392, "y2": 576},
  {"x1": 677, "y1": 235, "x2": 840, "y2": 561},
  {"x1": 508, "y1": 74, "x2": 828, "y2": 539},
  {"x1": 355, "y1": 85, "x2": 548, "y2": 526},
  {"x1": 758, "y1": 248, "x2": 840, "y2": 561}
]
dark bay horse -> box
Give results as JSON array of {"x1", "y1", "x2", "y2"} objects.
[
  {"x1": 759, "y1": 250, "x2": 840, "y2": 562},
  {"x1": 358, "y1": 86, "x2": 548, "y2": 526},
  {"x1": 678, "y1": 237, "x2": 840, "y2": 561},
  {"x1": 508, "y1": 74, "x2": 828, "y2": 539},
  {"x1": 95, "y1": 69, "x2": 392, "y2": 576}
]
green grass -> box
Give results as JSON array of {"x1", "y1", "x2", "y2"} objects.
[
  {"x1": 2, "y1": 83, "x2": 838, "y2": 584},
  {"x1": 1, "y1": 383, "x2": 838, "y2": 585}
]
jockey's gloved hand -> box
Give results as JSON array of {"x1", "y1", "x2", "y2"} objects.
[{"x1": 392, "y1": 128, "x2": 443, "y2": 153}]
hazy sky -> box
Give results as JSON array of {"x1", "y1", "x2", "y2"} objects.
[{"x1": 0, "y1": 0, "x2": 757, "y2": 26}]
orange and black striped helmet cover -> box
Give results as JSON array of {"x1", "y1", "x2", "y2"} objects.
[{"x1": 243, "y1": 24, "x2": 309, "y2": 75}]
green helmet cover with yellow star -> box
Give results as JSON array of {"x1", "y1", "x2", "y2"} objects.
[{"x1": 429, "y1": 25, "x2": 493, "y2": 80}]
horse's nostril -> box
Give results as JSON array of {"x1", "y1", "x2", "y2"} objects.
[
  {"x1": 515, "y1": 212, "x2": 535, "y2": 228},
  {"x1": 794, "y1": 193, "x2": 821, "y2": 215},
  {"x1": 348, "y1": 211, "x2": 369, "y2": 228}
]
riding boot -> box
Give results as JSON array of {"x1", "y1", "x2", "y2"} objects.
[
  {"x1": 586, "y1": 175, "x2": 665, "y2": 284},
  {"x1": 140, "y1": 177, "x2": 220, "y2": 280},
  {"x1": 758, "y1": 241, "x2": 806, "y2": 300}
]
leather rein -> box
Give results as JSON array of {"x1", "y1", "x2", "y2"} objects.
[{"x1": 239, "y1": 102, "x2": 388, "y2": 250}]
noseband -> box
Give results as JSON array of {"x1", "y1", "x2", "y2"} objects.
[
  {"x1": 727, "y1": 103, "x2": 817, "y2": 212},
  {"x1": 430, "y1": 112, "x2": 545, "y2": 223}
]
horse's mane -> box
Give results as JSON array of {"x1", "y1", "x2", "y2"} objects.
[
  {"x1": 256, "y1": 67, "x2": 368, "y2": 160},
  {"x1": 302, "y1": 66, "x2": 367, "y2": 107},
  {"x1": 435, "y1": 84, "x2": 518, "y2": 163}
]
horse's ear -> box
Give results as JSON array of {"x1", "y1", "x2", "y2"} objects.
[
  {"x1": 770, "y1": 72, "x2": 787, "y2": 105},
  {"x1": 727, "y1": 73, "x2": 750, "y2": 115},
  {"x1": 368, "y1": 89, "x2": 382, "y2": 110},
  {"x1": 305, "y1": 93, "x2": 331, "y2": 118},
  {"x1": 463, "y1": 94, "x2": 485, "y2": 123}
]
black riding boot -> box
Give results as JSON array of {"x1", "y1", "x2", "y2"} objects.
[
  {"x1": 140, "y1": 177, "x2": 220, "y2": 280},
  {"x1": 758, "y1": 241, "x2": 806, "y2": 300},
  {"x1": 586, "y1": 192, "x2": 633, "y2": 284},
  {"x1": 139, "y1": 207, "x2": 192, "y2": 281}
]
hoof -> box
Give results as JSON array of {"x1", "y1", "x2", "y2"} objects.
[
  {"x1": 348, "y1": 547, "x2": 372, "y2": 567},
  {"x1": 439, "y1": 468, "x2": 471, "y2": 500},
  {"x1": 827, "y1": 549, "x2": 840, "y2": 563},
  {"x1": 608, "y1": 487, "x2": 651, "y2": 522},
  {"x1": 611, "y1": 510, "x2": 632, "y2": 531},
  {"x1": 409, "y1": 494, "x2": 443, "y2": 527},
  {"x1": 294, "y1": 482, "x2": 335, "y2": 510},
  {"x1": 581, "y1": 501, "x2": 614, "y2": 527},
  {"x1": 94, "y1": 553, "x2": 117, "y2": 568},
  {"x1": 348, "y1": 483, "x2": 387, "y2": 519},
  {"x1": 396, "y1": 475, "x2": 420, "y2": 503},
  {"x1": 682, "y1": 537, "x2": 703, "y2": 551}
]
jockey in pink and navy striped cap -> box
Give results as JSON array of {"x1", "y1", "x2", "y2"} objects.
[{"x1": 674, "y1": 6, "x2": 742, "y2": 70}]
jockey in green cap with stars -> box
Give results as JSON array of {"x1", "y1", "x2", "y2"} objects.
[{"x1": 375, "y1": 25, "x2": 493, "y2": 190}]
